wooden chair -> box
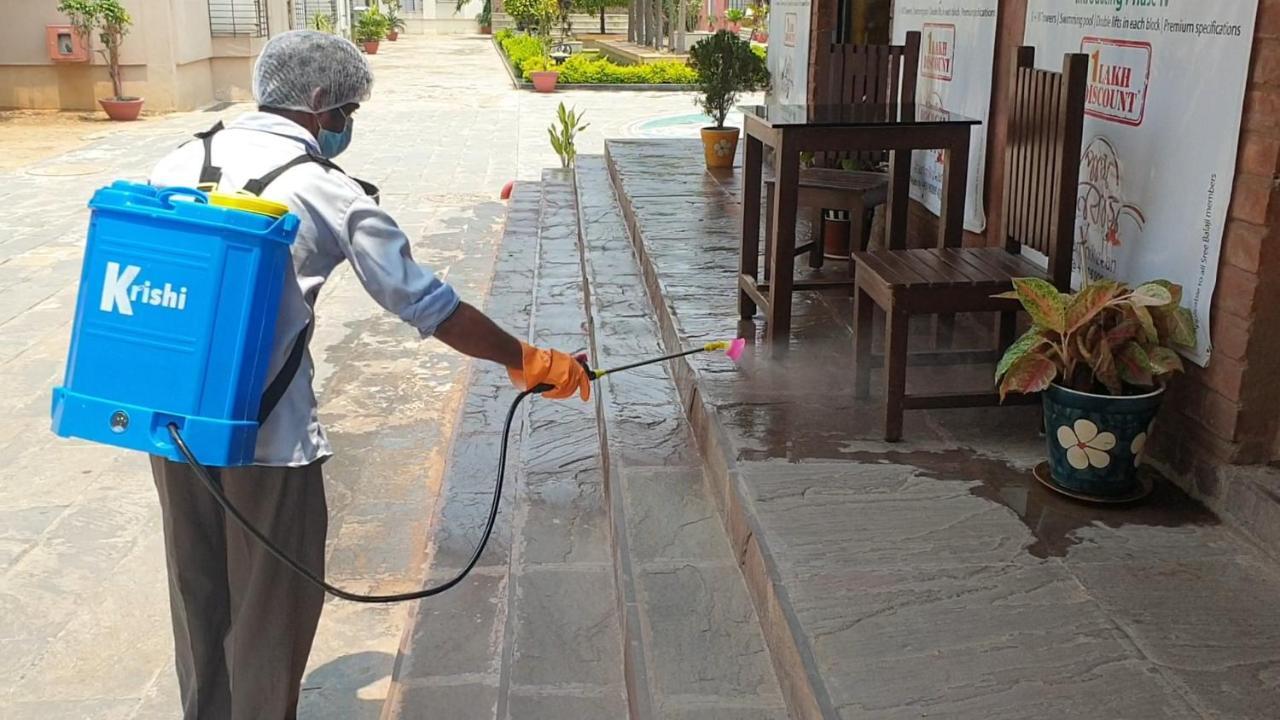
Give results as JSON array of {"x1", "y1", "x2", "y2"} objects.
[
  {"x1": 851, "y1": 47, "x2": 1087, "y2": 441},
  {"x1": 762, "y1": 32, "x2": 921, "y2": 283}
]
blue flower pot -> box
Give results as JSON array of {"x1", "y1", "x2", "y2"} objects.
[{"x1": 1042, "y1": 383, "x2": 1164, "y2": 499}]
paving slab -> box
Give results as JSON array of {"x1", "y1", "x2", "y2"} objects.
[
  {"x1": 576, "y1": 157, "x2": 788, "y2": 719},
  {"x1": 604, "y1": 138, "x2": 1280, "y2": 719},
  {"x1": 1, "y1": 34, "x2": 712, "y2": 718},
  {"x1": 385, "y1": 174, "x2": 626, "y2": 719}
]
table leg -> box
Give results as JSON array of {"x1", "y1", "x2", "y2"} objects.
[
  {"x1": 886, "y1": 148, "x2": 911, "y2": 250},
  {"x1": 766, "y1": 136, "x2": 800, "y2": 349},
  {"x1": 938, "y1": 129, "x2": 970, "y2": 249},
  {"x1": 739, "y1": 134, "x2": 764, "y2": 320}
]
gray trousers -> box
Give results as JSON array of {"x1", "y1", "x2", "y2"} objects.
[{"x1": 151, "y1": 456, "x2": 328, "y2": 720}]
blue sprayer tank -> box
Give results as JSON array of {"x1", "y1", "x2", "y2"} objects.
[{"x1": 51, "y1": 182, "x2": 301, "y2": 466}]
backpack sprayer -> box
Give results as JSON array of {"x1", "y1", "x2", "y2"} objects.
[{"x1": 50, "y1": 181, "x2": 746, "y2": 604}]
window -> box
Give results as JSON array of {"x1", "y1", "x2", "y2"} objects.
[{"x1": 208, "y1": 0, "x2": 270, "y2": 38}]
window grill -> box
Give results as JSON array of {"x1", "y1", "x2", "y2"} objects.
[
  {"x1": 293, "y1": 0, "x2": 339, "y2": 30},
  {"x1": 208, "y1": 0, "x2": 270, "y2": 38}
]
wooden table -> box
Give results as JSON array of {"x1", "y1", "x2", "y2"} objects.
[{"x1": 737, "y1": 103, "x2": 981, "y2": 348}]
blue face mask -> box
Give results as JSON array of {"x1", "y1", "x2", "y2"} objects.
[{"x1": 316, "y1": 109, "x2": 352, "y2": 158}]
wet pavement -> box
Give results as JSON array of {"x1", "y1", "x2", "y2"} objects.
[
  {"x1": 0, "y1": 35, "x2": 714, "y2": 719},
  {"x1": 602, "y1": 138, "x2": 1280, "y2": 719}
]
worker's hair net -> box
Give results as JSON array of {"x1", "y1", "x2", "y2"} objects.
[{"x1": 253, "y1": 30, "x2": 374, "y2": 113}]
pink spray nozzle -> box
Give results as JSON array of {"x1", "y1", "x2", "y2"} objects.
[{"x1": 725, "y1": 338, "x2": 746, "y2": 363}]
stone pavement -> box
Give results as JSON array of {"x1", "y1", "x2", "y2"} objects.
[
  {"x1": 602, "y1": 138, "x2": 1280, "y2": 719},
  {"x1": 384, "y1": 166, "x2": 790, "y2": 719},
  {"x1": 0, "y1": 35, "x2": 711, "y2": 718}
]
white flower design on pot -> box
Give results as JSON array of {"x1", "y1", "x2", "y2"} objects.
[
  {"x1": 713, "y1": 139, "x2": 733, "y2": 157},
  {"x1": 1130, "y1": 420, "x2": 1155, "y2": 468},
  {"x1": 1056, "y1": 419, "x2": 1116, "y2": 470},
  {"x1": 1130, "y1": 432, "x2": 1147, "y2": 468}
]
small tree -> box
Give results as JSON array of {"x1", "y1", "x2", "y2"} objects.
[
  {"x1": 57, "y1": 0, "x2": 134, "y2": 101},
  {"x1": 688, "y1": 31, "x2": 769, "y2": 129}
]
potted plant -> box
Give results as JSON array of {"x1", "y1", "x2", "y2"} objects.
[
  {"x1": 688, "y1": 31, "x2": 769, "y2": 169},
  {"x1": 477, "y1": 0, "x2": 493, "y2": 34},
  {"x1": 749, "y1": 3, "x2": 769, "y2": 42},
  {"x1": 995, "y1": 276, "x2": 1197, "y2": 500},
  {"x1": 384, "y1": 0, "x2": 406, "y2": 41},
  {"x1": 356, "y1": 8, "x2": 390, "y2": 53},
  {"x1": 57, "y1": 0, "x2": 141, "y2": 121},
  {"x1": 521, "y1": 0, "x2": 559, "y2": 91},
  {"x1": 725, "y1": 8, "x2": 747, "y2": 33},
  {"x1": 525, "y1": 55, "x2": 559, "y2": 92},
  {"x1": 309, "y1": 12, "x2": 336, "y2": 33}
]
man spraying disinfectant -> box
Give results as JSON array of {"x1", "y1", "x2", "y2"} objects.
[
  {"x1": 140, "y1": 31, "x2": 591, "y2": 718},
  {"x1": 51, "y1": 27, "x2": 748, "y2": 720}
]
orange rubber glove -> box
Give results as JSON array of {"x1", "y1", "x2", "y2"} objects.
[{"x1": 507, "y1": 342, "x2": 592, "y2": 401}]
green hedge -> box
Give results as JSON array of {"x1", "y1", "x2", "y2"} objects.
[
  {"x1": 543, "y1": 54, "x2": 697, "y2": 84},
  {"x1": 496, "y1": 29, "x2": 546, "y2": 76},
  {"x1": 496, "y1": 29, "x2": 697, "y2": 85}
]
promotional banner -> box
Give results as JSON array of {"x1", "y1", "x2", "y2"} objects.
[
  {"x1": 767, "y1": 0, "x2": 812, "y2": 105},
  {"x1": 1024, "y1": 1, "x2": 1258, "y2": 366},
  {"x1": 893, "y1": 1, "x2": 998, "y2": 233}
]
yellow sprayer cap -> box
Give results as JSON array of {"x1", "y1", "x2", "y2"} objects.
[{"x1": 208, "y1": 191, "x2": 290, "y2": 219}]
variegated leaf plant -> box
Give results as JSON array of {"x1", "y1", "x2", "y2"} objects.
[{"x1": 994, "y1": 278, "x2": 1197, "y2": 401}]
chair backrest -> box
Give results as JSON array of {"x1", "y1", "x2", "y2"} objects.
[
  {"x1": 812, "y1": 31, "x2": 921, "y2": 170},
  {"x1": 1002, "y1": 47, "x2": 1088, "y2": 289}
]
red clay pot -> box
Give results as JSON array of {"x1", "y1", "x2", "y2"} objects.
[
  {"x1": 387, "y1": 30, "x2": 399, "y2": 41},
  {"x1": 100, "y1": 97, "x2": 144, "y2": 121},
  {"x1": 362, "y1": 41, "x2": 380, "y2": 54},
  {"x1": 530, "y1": 70, "x2": 559, "y2": 93}
]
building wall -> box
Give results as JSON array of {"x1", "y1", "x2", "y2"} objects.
[{"x1": 0, "y1": 0, "x2": 289, "y2": 112}]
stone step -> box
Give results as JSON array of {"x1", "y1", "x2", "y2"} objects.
[
  {"x1": 382, "y1": 178, "x2": 628, "y2": 719},
  {"x1": 572, "y1": 156, "x2": 790, "y2": 719}
]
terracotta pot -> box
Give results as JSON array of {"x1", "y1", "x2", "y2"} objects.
[
  {"x1": 1041, "y1": 383, "x2": 1164, "y2": 500},
  {"x1": 700, "y1": 127, "x2": 739, "y2": 168},
  {"x1": 387, "y1": 30, "x2": 399, "y2": 41},
  {"x1": 481, "y1": 25, "x2": 492, "y2": 34},
  {"x1": 530, "y1": 70, "x2": 559, "y2": 93},
  {"x1": 99, "y1": 97, "x2": 144, "y2": 121},
  {"x1": 821, "y1": 209, "x2": 852, "y2": 258},
  {"x1": 362, "y1": 41, "x2": 380, "y2": 54}
]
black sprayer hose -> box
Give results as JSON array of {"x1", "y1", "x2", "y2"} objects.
[
  {"x1": 166, "y1": 386, "x2": 541, "y2": 604},
  {"x1": 164, "y1": 344, "x2": 731, "y2": 604}
]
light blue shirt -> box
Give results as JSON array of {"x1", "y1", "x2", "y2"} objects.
[{"x1": 150, "y1": 112, "x2": 460, "y2": 466}]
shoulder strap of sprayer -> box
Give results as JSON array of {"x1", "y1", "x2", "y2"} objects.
[
  {"x1": 191, "y1": 122, "x2": 379, "y2": 202},
  {"x1": 188, "y1": 122, "x2": 330, "y2": 425},
  {"x1": 257, "y1": 322, "x2": 310, "y2": 425},
  {"x1": 188, "y1": 122, "x2": 379, "y2": 424},
  {"x1": 195, "y1": 121, "x2": 225, "y2": 189}
]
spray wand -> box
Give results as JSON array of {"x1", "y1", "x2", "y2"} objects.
[{"x1": 168, "y1": 338, "x2": 746, "y2": 604}]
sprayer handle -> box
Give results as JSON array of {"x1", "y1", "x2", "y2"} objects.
[{"x1": 530, "y1": 355, "x2": 593, "y2": 395}]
